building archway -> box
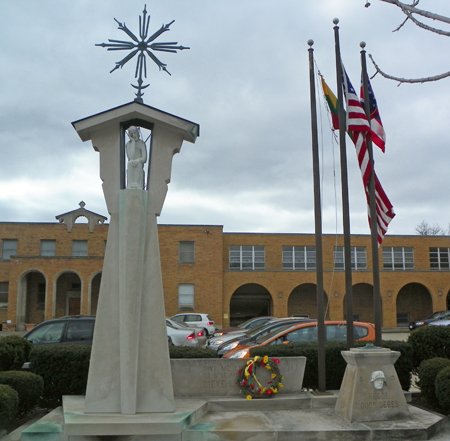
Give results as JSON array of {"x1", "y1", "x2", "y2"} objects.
[
  {"x1": 229, "y1": 283, "x2": 272, "y2": 327},
  {"x1": 17, "y1": 270, "x2": 47, "y2": 330},
  {"x1": 396, "y1": 282, "x2": 432, "y2": 327},
  {"x1": 345, "y1": 283, "x2": 379, "y2": 323},
  {"x1": 287, "y1": 283, "x2": 329, "y2": 319},
  {"x1": 90, "y1": 272, "x2": 102, "y2": 315},
  {"x1": 55, "y1": 271, "x2": 82, "y2": 318}
]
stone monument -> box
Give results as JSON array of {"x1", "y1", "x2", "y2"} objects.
[{"x1": 335, "y1": 346, "x2": 410, "y2": 423}]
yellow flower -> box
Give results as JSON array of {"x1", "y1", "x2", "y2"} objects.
[
  {"x1": 263, "y1": 356, "x2": 269, "y2": 364},
  {"x1": 271, "y1": 373, "x2": 276, "y2": 378},
  {"x1": 246, "y1": 395, "x2": 252, "y2": 400},
  {"x1": 262, "y1": 388, "x2": 267, "y2": 393},
  {"x1": 279, "y1": 383, "x2": 284, "y2": 388},
  {"x1": 245, "y1": 372, "x2": 249, "y2": 378},
  {"x1": 265, "y1": 365, "x2": 271, "y2": 370},
  {"x1": 273, "y1": 389, "x2": 278, "y2": 394}
]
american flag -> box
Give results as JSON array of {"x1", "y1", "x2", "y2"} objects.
[
  {"x1": 341, "y1": 65, "x2": 395, "y2": 244},
  {"x1": 360, "y1": 77, "x2": 386, "y2": 153}
]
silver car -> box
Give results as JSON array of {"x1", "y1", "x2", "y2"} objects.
[
  {"x1": 166, "y1": 318, "x2": 207, "y2": 347},
  {"x1": 166, "y1": 322, "x2": 199, "y2": 347}
]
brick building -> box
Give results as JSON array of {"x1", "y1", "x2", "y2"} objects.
[{"x1": 1, "y1": 206, "x2": 450, "y2": 331}]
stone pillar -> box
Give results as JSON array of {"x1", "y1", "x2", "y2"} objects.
[{"x1": 335, "y1": 347, "x2": 410, "y2": 423}]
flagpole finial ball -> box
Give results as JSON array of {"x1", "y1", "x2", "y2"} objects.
[
  {"x1": 333, "y1": 18, "x2": 339, "y2": 25},
  {"x1": 360, "y1": 41, "x2": 366, "y2": 49},
  {"x1": 307, "y1": 39, "x2": 314, "y2": 47}
]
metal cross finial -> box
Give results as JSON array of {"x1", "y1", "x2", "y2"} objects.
[{"x1": 96, "y1": 5, "x2": 189, "y2": 103}]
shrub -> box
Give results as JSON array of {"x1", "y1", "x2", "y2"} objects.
[
  {"x1": 0, "y1": 371, "x2": 44, "y2": 415},
  {"x1": 0, "y1": 335, "x2": 33, "y2": 371},
  {"x1": 29, "y1": 345, "x2": 91, "y2": 408},
  {"x1": 408, "y1": 326, "x2": 450, "y2": 373},
  {"x1": 0, "y1": 384, "x2": 19, "y2": 429},
  {"x1": 418, "y1": 358, "x2": 450, "y2": 407},
  {"x1": 250, "y1": 340, "x2": 413, "y2": 391},
  {"x1": 169, "y1": 346, "x2": 219, "y2": 358},
  {"x1": 435, "y1": 366, "x2": 450, "y2": 414}
]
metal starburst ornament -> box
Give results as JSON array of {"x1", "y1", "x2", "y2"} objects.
[{"x1": 96, "y1": 5, "x2": 189, "y2": 103}]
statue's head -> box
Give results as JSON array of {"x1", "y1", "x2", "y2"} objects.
[
  {"x1": 127, "y1": 126, "x2": 140, "y2": 140},
  {"x1": 370, "y1": 370, "x2": 386, "y2": 390}
]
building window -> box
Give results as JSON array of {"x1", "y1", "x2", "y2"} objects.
[
  {"x1": 334, "y1": 246, "x2": 367, "y2": 270},
  {"x1": 72, "y1": 240, "x2": 88, "y2": 257},
  {"x1": 282, "y1": 246, "x2": 316, "y2": 270},
  {"x1": 40, "y1": 240, "x2": 56, "y2": 257},
  {"x1": 229, "y1": 245, "x2": 265, "y2": 270},
  {"x1": 430, "y1": 247, "x2": 450, "y2": 270},
  {"x1": 179, "y1": 241, "x2": 195, "y2": 263},
  {"x1": 0, "y1": 282, "x2": 8, "y2": 310},
  {"x1": 1, "y1": 239, "x2": 17, "y2": 261},
  {"x1": 178, "y1": 284, "x2": 194, "y2": 310},
  {"x1": 383, "y1": 247, "x2": 414, "y2": 270}
]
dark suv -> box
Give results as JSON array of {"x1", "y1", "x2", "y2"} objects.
[{"x1": 23, "y1": 315, "x2": 95, "y2": 346}]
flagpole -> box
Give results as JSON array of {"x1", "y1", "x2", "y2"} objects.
[
  {"x1": 308, "y1": 39, "x2": 326, "y2": 392},
  {"x1": 333, "y1": 18, "x2": 354, "y2": 349},
  {"x1": 360, "y1": 42, "x2": 383, "y2": 347}
]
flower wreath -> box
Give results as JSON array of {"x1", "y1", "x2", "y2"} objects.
[{"x1": 237, "y1": 355, "x2": 284, "y2": 399}]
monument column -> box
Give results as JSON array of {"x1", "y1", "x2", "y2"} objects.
[{"x1": 72, "y1": 102, "x2": 199, "y2": 414}]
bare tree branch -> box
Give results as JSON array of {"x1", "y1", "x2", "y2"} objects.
[
  {"x1": 379, "y1": 0, "x2": 450, "y2": 26},
  {"x1": 400, "y1": 6, "x2": 450, "y2": 37},
  {"x1": 369, "y1": 54, "x2": 450, "y2": 84}
]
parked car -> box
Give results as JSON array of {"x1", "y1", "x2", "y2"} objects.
[
  {"x1": 171, "y1": 313, "x2": 215, "y2": 336},
  {"x1": 429, "y1": 319, "x2": 450, "y2": 327},
  {"x1": 212, "y1": 316, "x2": 276, "y2": 337},
  {"x1": 23, "y1": 315, "x2": 198, "y2": 348},
  {"x1": 23, "y1": 315, "x2": 95, "y2": 346},
  {"x1": 166, "y1": 318, "x2": 207, "y2": 347},
  {"x1": 216, "y1": 317, "x2": 316, "y2": 356},
  {"x1": 222, "y1": 321, "x2": 376, "y2": 359},
  {"x1": 409, "y1": 310, "x2": 450, "y2": 330}
]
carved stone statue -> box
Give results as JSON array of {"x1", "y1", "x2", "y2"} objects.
[{"x1": 126, "y1": 126, "x2": 147, "y2": 189}]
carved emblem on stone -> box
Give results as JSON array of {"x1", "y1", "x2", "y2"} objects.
[{"x1": 370, "y1": 370, "x2": 386, "y2": 390}]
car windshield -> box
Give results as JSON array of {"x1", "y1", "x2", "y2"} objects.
[
  {"x1": 235, "y1": 318, "x2": 259, "y2": 329},
  {"x1": 168, "y1": 319, "x2": 189, "y2": 328},
  {"x1": 427, "y1": 311, "x2": 445, "y2": 320},
  {"x1": 255, "y1": 324, "x2": 295, "y2": 345}
]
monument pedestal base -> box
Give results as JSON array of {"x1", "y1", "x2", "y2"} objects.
[
  {"x1": 63, "y1": 396, "x2": 207, "y2": 440},
  {"x1": 335, "y1": 347, "x2": 410, "y2": 423}
]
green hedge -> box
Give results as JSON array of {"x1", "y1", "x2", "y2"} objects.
[
  {"x1": 169, "y1": 346, "x2": 219, "y2": 358},
  {"x1": 0, "y1": 335, "x2": 33, "y2": 371},
  {"x1": 29, "y1": 345, "x2": 91, "y2": 408},
  {"x1": 0, "y1": 384, "x2": 19, "y2": 429},
  {"x1": 0, "y1": 371, "x2": 44, "y2": 416},
  {"x1": 250, "y1": 340, "x2": 412, "y2": 391},
  {"x1": 435, "y1": 366, "x2": 450, "y2": 414},
  {"x1": 418, "y1": 357, "x2": 450, "y2": 408},
  {"x1": 28, "y1": 344, "x2": 219, "y2": 407},
  {"x1": 408, "y1": 326, "x2": 450, "y2": 373}
]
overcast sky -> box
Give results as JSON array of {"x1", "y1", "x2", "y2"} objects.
[{"x1": 0, "y1": 0, "x2": 449, "y2": 237}]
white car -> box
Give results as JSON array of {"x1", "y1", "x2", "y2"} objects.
[
  {"x1": 171, "y1": 313, "x2": 215, "y2": 336},
  {"x1": 166, "y1": 323, "x2": 199, "y2": 347},
  {"x1": 429, "y1": 319, "x2": 450, "y2": 327},
  {"x1": 166, "y1": 318, "x2": 207, "y2": 347},
  {"x1": 208, "y1": 330, "x2": 250, "y2": 351}
]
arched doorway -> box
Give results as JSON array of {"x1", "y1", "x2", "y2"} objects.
[
  {"x1": 90, "y1": 272, "x2": 102, "y2": 315},
  {"x1": 17, "y1": 270, "x2": 47, "y2": 330},
  {"x1": 229, "y1": 283, "x2": 272, "y2": 327},
  {"x1": 396, "y1": 283, "x2": 432, "y2": 326},
  {"x1": 287, "y1": 283, "x2": 329, "y2": 319},
  {"x1": 55, "y1": 271, "x2": 82, "y2": 318},
  {"x1": 349, "y1": 283, "x2": 379, "y2": 323}
]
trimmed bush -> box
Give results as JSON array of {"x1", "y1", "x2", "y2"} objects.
[
  {"x1": 418, "y1": 358, "x2": 450, "y2": 407},
  {"x1": 435, "y1": 366, "x2": 450, "y2": 414},
  {"x1": 169, "y1": 346, "x2": 219, "y2": 358},
  {"x1": 408, "y1": 326, "x2": 450, "y2": 374},
  {"x1": 250, "y1": 340, "x2": 413, "y2": 391},
  {"x1": 0, "y1": 371, "x2": 44, "y2": 415},
  {"x1": 29, "y1": 345, "x2": 91, "y2": 408},
  {"x1": 0, "y1": 384, "x2": 19, "y2": 429},
  {"x1": 0, "y1": 335, "x2": 33, "y2": 371}
]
